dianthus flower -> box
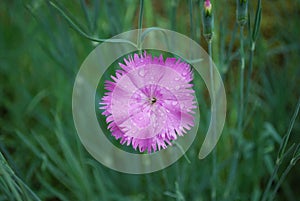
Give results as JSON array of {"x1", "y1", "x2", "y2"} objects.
[{"x1": 100, "y1": 52, "x2": 196, "y2": 153}]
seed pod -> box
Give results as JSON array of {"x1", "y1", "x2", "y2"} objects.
[
  {"x1": 236, "y1": 0, "x2": 248, "y2": 26},
  {"x1": 202, "y1": 0, "x2": 214, "y2": 41}
]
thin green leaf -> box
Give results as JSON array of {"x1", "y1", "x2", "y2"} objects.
[
  {"x1": 252, "y1": 0, "x2": 262, "y2": 41},
  {"x1": 80, "y1": 0, "x2": 92, "y2": 33},
  {"x1": 140, "y1": 27, "x2": 170, "y2": 49},
  {"x1": 278, "y1": 97, "x2": 300, "y2": 160},
  {"x1": 48, "y1": 1, "x2": 137, "y2": 48}
]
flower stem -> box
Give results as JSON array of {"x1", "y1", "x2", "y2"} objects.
[
  {"x1": 171, "y1": 0, "x2": 178, "y2": 30},
  {"x1": 269, "y1": 155, "x2": 299, "y2": 201},
  {"x1": 278, "y1": 97, "x2": 300, "y2": 159},
  {"x1": 246, "y1": 42, "x2": 255, "y2": 92},
  {"x1": 261, "y1": 164, "x2": 280, "y2": 201},
  {"x1": 238, "y1": 25, "x2": 245, "y2": 134},
  {"x1": 261, "y1": 144, "x2": 297, "y2": 201},
  {"x1": 208, "y1": 39, "x2": 217, "y2": 201},
  {"x1": 225, "y1": 22, "x2": 245, "y2": 199},
  {"x1": 208, "y1": 41, "x2": 215, "y2": 105},
  {"x1": 137, "y1": 0, "x2": 144, "y2": 51},
  {"x1": 245, "y1": 0, "x2": 261, "y2": 125},
  {"x1": 245, "y1": 41, "x2": 255, "y2": 112},
  {"x1": 189, "y1": 0, "x2": 195, "y2": 40}
]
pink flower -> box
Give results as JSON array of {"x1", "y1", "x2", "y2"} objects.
[
  {"x1": 99, "y1": 52, "x2": 196, "y2": 153},
  {"x1": 204, "y1": 0, "x2": 212, "y2": 15}
]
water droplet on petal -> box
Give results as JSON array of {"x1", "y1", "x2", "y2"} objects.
[
  {"x1": 175, "y1": 77, "x2": 180, "y2": 81},
  {"x1": 172, "y1": 101, "x2": 178, "y2": 106},
  {"x1": 182, "y1": 71, "x2": 188, "y2": 76},
  {"x1": 134, "y1": 94, "x2": 141, "y2": 99},
  {"x1": 139, "y1": 68, "x2": 145, "y2": 77},
  {"x1": 175, "y1": 85, "x2": 180, "y2": 90}
]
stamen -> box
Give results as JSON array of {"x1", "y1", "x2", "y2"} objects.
[{"x1": 150, "y1": 97, "x2": 157, "y2": 104}]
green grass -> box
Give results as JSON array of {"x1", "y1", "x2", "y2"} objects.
[{"x1": 0, "y1": 0, "x2": 299, "y2": 200}]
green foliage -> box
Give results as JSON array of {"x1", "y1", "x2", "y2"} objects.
[{"x1": 0, "y1": 0, "x2": 299, "y2": 200}]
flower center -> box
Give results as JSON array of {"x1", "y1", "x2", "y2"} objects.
[{"x1": 150, "y1": 97, "x2": 157, "y2": 105}]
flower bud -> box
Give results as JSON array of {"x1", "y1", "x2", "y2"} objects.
[
  {"x1": 202, "y1": 0, "x2": 214, "y2": 41},
  {"x1": 236, "y1": 0, "x2": 248, "y2": 26}
]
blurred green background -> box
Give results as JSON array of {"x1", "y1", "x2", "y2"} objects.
[{"x1": 0, "y1": 0, "x2": 299, "y2": 200}]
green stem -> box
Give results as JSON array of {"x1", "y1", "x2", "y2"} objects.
[
  {"x1": 208, "y1": 41, "x2": 215, "y2": 106},
  {"x1": 238, "y1": 25, "x2": 245, "y2": 133},
  {"x1": 14, "y1": 175, "x2": 42, "y2": 201},
  {"x1": 245, "y1": 0, "x2": 262, "y2": 122},
  {"x1": 171, "y1": 0, "x2": 178, "y2": 30},
  {"x1": 137, "y1": 0, "x2": 144, "y2": 50},
  {"x1": 228, "y1": 23, "x2": 237, "y2": 61},
  {"x1": 279, "y1": 97, "x2": 300, "y2": 159},
  {"x1": 261, "y1": 164, "x2": 280, "y2": 201},
  {"x1": 173, "y1": 141, "x2": 191, "y2": 164},
  {"x1": 245, "y1": 41, "x2": 255, "y2": 117},
  {"x1": 224, "y1": 24, "x2": 245, "y2": 199},
  {"x1": 208, "y1": 40, "x2": 217, "y2": 201},
  {"x1": 268, "y1": 158, "x2": 298, "y2": 201},
  {"x1": 189, "y1": 0, "x2": 195, "y2": 40},
  {"x1": 211, "y1": 147, "x2": 217, "y2": 201}
]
